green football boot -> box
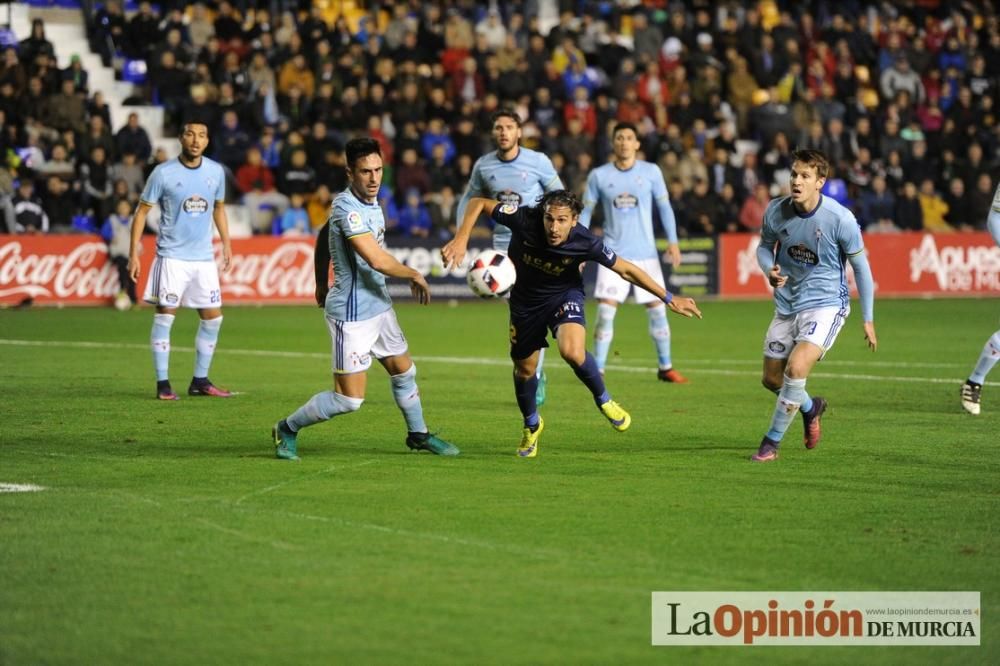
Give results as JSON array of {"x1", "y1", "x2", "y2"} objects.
[
  {"x1": 272, "y1": 420, "x2": 300, "y2": 461},
  {"x1": 406, "y1": 431, "x2": 460, "y2": 456}
]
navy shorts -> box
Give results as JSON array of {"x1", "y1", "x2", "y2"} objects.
[{"x1": 509, "y1": 289, "x2": 587, "y2": 360}]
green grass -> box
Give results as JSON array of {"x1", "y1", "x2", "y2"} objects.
[{"x1": 1, "y1": 299, "x2": 997, "y2": 665}]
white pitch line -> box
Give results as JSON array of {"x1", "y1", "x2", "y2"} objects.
[
  {"x1": 0, "y1": 483, "x2": 45, "y2": 493},
  {"x1": 194, "y1": 517, "x2": 302, "y2": 552},
  {"x1": 1, "y1": 338, "x2": 996, "y2": 386},
  {"x1": 234, "y1": 459, "x2": 378, "y2": 505}
]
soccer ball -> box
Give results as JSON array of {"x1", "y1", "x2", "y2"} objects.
[
  {"x1": 467, "y1": 250, "x2": 516, "y2": 298},
  {"x1": 113, "y1": 291, "x2": 131, "y2": 311}
]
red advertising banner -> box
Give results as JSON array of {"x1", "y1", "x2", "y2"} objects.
[
  {"x1": 0, "y1": 235, "x2": 497, "y2": 306},
  {"x1": 719, "y1": 232, "x2": 1000, "y2": 298},
  {"x1": 0, "y1": 235, "x2": 318, "y2": 306}
]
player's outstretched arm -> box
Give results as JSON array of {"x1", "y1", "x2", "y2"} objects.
[
  {"x1": 314, "y1": 222, "x2": 331, "y2": 307},
  {"x1": 349, "y1": 233, "x2": 430, "y2": 304},
  {"x1": 611, "y1": 257, "x2": 702, "y2": 319},
  {"x1": 441, "y1": 197, "x2": 499, "y2": 269},
  {"x1": 127, "y1": 201, "x2": 153, "y2": 283}
]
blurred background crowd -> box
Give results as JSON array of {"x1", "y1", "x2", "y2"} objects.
[{"x1": 1, "y1": 0, "x2": 998, "y2": 241}]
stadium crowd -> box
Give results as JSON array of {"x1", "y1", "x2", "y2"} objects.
[{"x1": 1, "y1": 0, "x2": 998, "y2": 239}]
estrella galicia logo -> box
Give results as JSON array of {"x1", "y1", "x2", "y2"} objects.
[
  {"x1": 768, "y1": 341, "x2": 786, "y2": 353},
  {"x1": 497, "y1": 190, "x2": 522, "y2": 207},
  {"x1": 613, "y1": 192, "x2": 639, "y2": 210},
  {"x1": 787, "y1": 244, "x2": 819, "y2": 265},
  {"x1": 182, "y1": 195, "x2": 209, "y2": 215}
]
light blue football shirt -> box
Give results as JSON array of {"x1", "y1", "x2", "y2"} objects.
[
  {"x1": 457, "y1": 147, "x2": 563, "y2": 250},
  {"x1": 325, "y1": 187, "x2": 392, "y2": 322},
  {"x1": 760, "y1": 195, "x2": 865, "y2": 315},
  {"x1": 140, "y1": 157, "x2": 225, "y2": 262},
  {"x1": 578, "y1": 160, "x2": 678, "y2": 260}
]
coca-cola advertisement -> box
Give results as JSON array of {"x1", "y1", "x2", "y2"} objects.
[
  {"x1": 0, "y1": 235, "x2": 497, "y2": 306},
  {"x1": 718, "y1": 232, "x2": 1000, "y2": 298}
]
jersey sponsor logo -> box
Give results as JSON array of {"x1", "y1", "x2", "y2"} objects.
[
  {"x1": 613, "y1": 193, "x2": 639, "y2": 210},
  {"x1": 347, "y1": 210, "x2": 365, "y2": 232},
  {"x1": 497, "y1": 191, "x2": 522, "y2": 207},
  {"x1": 787, "y1": 244, "x2": 819, "y2": 266},
  {"x1": 499, "y1": 203, "x2": 518, "y2": 215},
  {"x1": 521, "y1": 252, "x2": 569, "y2": 275},
  {"x1": 182, "y1": 195, "x2": 209, "y2": 215}
]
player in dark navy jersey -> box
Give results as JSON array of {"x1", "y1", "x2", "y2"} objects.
[{"x1": 443, "y1": 190, "x2": 701, "y2": 457}]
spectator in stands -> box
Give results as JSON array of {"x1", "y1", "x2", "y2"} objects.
[
  {"x1": 58, "y1": 54, "x2": 88, "y2": 96},
  {"x1": 125, "y1": 1, "x2": 160, "y2": 60},
  {"x1": 44, "y1": 79, "x2": 86, "y2": 135},
  {"x1": 40, "y1": 176, "x2": 73, "y2": 232},
  {"x1": 278, "y1": 53, "x2": 315, "y2": 99},
  {"x1": 101, "y1": 198, "x2": 136, "y2": 306},
  {"x1": 236, "y1": 146, "x2": 288, "y2": 234},
  {"x1": 93, "y1": 1, "x2": 126, "y2": 66},
  {"x1": 918, "y1": 178, "x2": 952, "y2": 232},
  {"x1": 13, "y1": 178, "x2": 48, "y2": 234},
  {"x1": 895, "y1": 181, "x2": 924, "y2": 232},
  {"x1": 35, "y1": 143, "x2": 75, "y2": 180},
  {"x1": 0, "y1": 48, "x2": 26, "y2": 96},
  {"x1": 944, "y1": 177, "x2": 977, "y2": 230},
  {"x1": 214, "y1": 110, "x2": 251, "y2": 170},
  {"x1": 684, "y1": 178, "x2": 721, "y2": 236},
  {"x1": 420, "y1": 117, "x2": 456, "y2": 165},
  {"x1": 397, "y1": 188, "x2": 432, "y2": 238},
  {"x1": 395, "y1": 147, "x2": 430, "y2": 197},
  {"x1": 78, "y1": 115, "x2": 116, "y2": 166},
  {"x1": 307, "y1": 184, "x2": 332, "y2": 232},
  {"x1": 20, "y1": 19, "x2": 54, "y2": 68},
  {"x1": 739, "y1": 182, "x2": 770, "y2": 232},
  {"x1": 87, "y1": 91, "x2": 112, "y2": 130},
  {"x1": 116, "y1": 112, "x2": 152, "y2": 162},
  {"x1": 860, "y1": 175, "x2": 898, "y2": 233},
  {"x1": 277, "y1": 192, "x2": 310, "y2": 236},
  {"x1": 153, "y1": 51, "x2": 191, "y2": 132},
  {"x1": 79, "y1": 145, "x2": 114, "y2": 222},
  {"x1": 277, "y1": 148, "x2": 315, "y2": 197}
]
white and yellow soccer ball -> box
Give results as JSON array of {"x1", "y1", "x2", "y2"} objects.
[{"x1": 466, "y1": 250, "x2": 516, "y2": 298}]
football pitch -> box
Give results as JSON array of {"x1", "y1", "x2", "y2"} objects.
[{"x1": 1, "y1": 298, "x2": 997, "y2": 664}]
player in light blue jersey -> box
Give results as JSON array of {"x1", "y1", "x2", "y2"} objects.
[
  {"x1": 751, "y1": 149, "x2": 877, "y2": 463},
  {"x1": 579, "y1": 122, "x2": 687, "y2": 383},
  {"x1": 128, "y1": 120, "x2": 233, "y2": 401},
  {"x1": 960, "y1": 183, "x2": 1000, "y2": 415},
  {"x1": 454, "y1": 109, "x2": 563, "y2": 406},
  {"x1": 272, "y1": 138, "x2": 459, "y2": 460}
]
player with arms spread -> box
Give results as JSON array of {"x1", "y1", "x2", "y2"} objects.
[
  {"x1": 579, "y1": 122, "x2": 687, "y2": 382},
  {"x1": 273, "y1": 137, "x2": 459, "y2": 460},
  {"x1": 960, "y1": 182, "x2": 1000, "y2": 415},
  {"x1": 752, "y1": 149, "x2": 877, "y2": 463},
  {"x1": 128, "y1": 120, "x2": 233, "y2": 400},
  {"x1": 455, "y1": 108, "x2": 564, "y2": 406},
  {"x1": 443, "y1": 190, "x2": 701, "y2": 458}
]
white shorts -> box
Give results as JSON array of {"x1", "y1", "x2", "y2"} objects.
[
  {"x1": 143, "y1": 256, "x2": 222, "y2": 309},
  {"x1": 763, "y1": 305, "x2": 850, "y2": 359},
  {"x1": 593, "y1": 257, "x2": 665, "y2": 304},
  {"x1": 326, "y1": 308, "x2": 409, "y2": 374}
]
